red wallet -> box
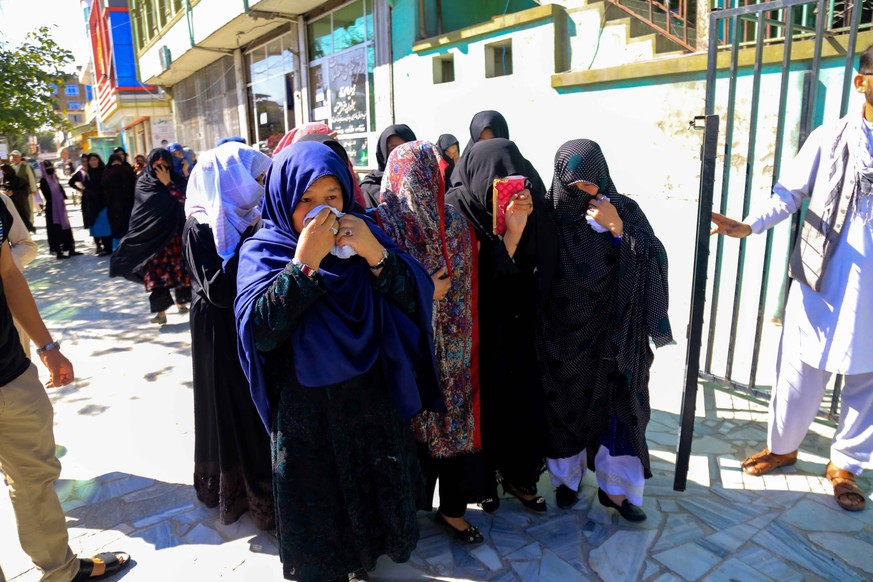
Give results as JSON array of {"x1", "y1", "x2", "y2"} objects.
[{"x1": 492, "y1": 175, "x2": 527, "y2": 236}]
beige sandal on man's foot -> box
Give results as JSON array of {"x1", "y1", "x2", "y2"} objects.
[
  {"x1": 741, "y1": 448, "x2": 798, "y2": 476},
  {"x1": 826, "y1": 461, "x2": 866, "y2": 512}
]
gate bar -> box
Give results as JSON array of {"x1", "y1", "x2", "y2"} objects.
[
  {"x1": 841, "y1": 0, "x2": 865, "y2": 116},
  {"x1": 674, "y1": 114, "x2": 720, "y2": 492},
  {"x1": 725, "y1": 9, "x2": 767, "y2": 382}
]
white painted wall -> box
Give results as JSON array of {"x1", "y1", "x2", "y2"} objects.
[{"x1": 392, "y1": 16, "x2": 858, "y2": 389}]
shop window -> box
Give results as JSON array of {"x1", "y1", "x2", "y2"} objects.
[
  {"x1": 247, "y1": 34, "x2": 297, "y2": 155},
  {"x1": 432, "y1": 54, "x2": 454, "y2": 84},
  {"x1": 308, "y1": 17, "x2": 333, "y2": 60},
  {"x1": 485, "y1": 39, "x2": 513, "y2": 78},
  {"x1": 333, "y1": 0, "x2": 366, "y2": 53}
]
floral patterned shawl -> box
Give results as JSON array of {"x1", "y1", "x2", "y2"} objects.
[{"x1": 378, "y1": 140, "x2": 481, "y2": 458}]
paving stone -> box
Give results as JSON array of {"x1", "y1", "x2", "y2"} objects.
[
  {"x1": 654, "y1": 542, "x2": 721, "y2": 581},
  {"x1": 590, "y1": 529, "x2": 657, "y2": 581},
  {"x1": 505, "y1": 542, "x2": 542, "y2": 561},
  {"x1": 778, "y1": 498, "x2": 864, "y2": 532},
  {"x1": 808, "y1": 533, "x2": 873, "y2": 575},
  {"x1": 677, "y1": 496, "x2": 760, "y2": 530},
  {"x1": 510, "y1": 559, "x2": 539, "y2": 580},
  {"x1": 752, "y1": 521, "x2": 859, "y2": 579},
  {"x1": 705, "y1": 557, "x2": 776, "y2": 581},
  {"x1": 538, "y1": 549, "x2": 584, "y2": 582},
  {"x1": 489, "y1": 516, "x2": 529, "y2": 556},
  {"x1": 182, "y1": 523, "x2": 224, "y2": 545},
  {"x1": 697, "y1": 522, "x2": 758, "y2": 556},
  {"x1": 653, "y1": 513, "x2": 706, "y2": 552},
  {"x1": 732, "y1": 546, "x2": 804, "y2": 582}
]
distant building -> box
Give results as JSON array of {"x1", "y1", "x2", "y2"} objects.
[{"x1": 83, "y1": 0, "x2": 175, "y2": 158}]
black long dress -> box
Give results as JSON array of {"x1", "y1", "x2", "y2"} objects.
[
  {"x1": 182, "y1": 216, "x2": 274, "y2": 530},
  {"x1": 445, "y1": 138, "x2": 558, "y2": 499},
  {"x1": 39, "y1": 177, "x2": 75, "y2": 254},
  {"x1": 103, "y1": 163, "x2": 136, "y2": 239}
]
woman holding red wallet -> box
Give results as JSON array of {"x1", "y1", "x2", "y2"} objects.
[{"x1": 446, "y1": 138, "x2": 558, "y2": 514}]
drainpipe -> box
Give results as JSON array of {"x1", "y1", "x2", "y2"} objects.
[
  {"x1": 185, "y1": 0, "x2": 194, "y2": 47},
  {"x1": 243, "y1": 0, "x2": 249, "y2": 12}
]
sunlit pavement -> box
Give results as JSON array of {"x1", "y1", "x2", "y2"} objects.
[{"x1": 2, "y1": 199, "x2": 871, "y2": 581}]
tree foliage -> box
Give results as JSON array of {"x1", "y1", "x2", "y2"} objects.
[{"x1": 0, "y1": 26, "x2": 74, "y2": 136}]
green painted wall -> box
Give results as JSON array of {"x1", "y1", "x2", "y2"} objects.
[{"x1": 391, "y1": 0, "x2": 537, "y2": 60}]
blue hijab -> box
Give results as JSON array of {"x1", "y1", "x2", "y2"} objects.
[
  {"x1": 167, "y1": 142, "x2": 194, "y2": 174},
  {"x1": 235, "y1": 142, "x2": 444, "y2": 431}
]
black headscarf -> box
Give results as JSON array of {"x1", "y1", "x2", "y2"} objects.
[
  {"x1": 81, "y1": 154, "x2": 107, "y2": 227},
  {"x1": 536, "y1": 139, "x2": 673, "y2": 472},
  {"x1": 449, "y1": 111, "x2": 512, "y2": 187},
  {"x1": 446, "y1": 138, "x2": 546, "y2": 240},
  {"x1": 103, "y1": 154, "x2": 138, "y2": 238},
  {"x1": 436, "y1": 133, "x2": 459, "y2": 187},
  {"x1": 109, "y1": 149, "x2": 187, "y2": 280},
  {"x1": 359, "y1": 124, "x2": 418, "y2": 208}
]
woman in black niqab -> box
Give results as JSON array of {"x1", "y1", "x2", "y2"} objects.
[
  {"x1": 445, "y1": 137, "x2": 557, "y2": 514},
  {"x1": 436, "y1": 133, "x2": 459, "y2": 188},
  {"x1": 110, "y1": 148, "x2": 192, "y2": 323},
  {"x1": 535, "y1": 139, "x2": 672, "y2": 520},
  {"x1": 359, "y1": 123, "x2": 416, "y2": 208}
]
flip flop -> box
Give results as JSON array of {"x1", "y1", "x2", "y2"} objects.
[{"x1": 72, "y1": 551, "x2": 131, "y2": 581}]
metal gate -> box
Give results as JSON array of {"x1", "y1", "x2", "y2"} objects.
[{"x1": 674, "y1": 0, "x2": 868, "y2": 490}]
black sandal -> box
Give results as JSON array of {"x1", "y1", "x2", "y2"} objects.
[
  {"x1": 435, "y1": 512, "x2": 485, "y2": 544},
  {"x1": 503, "y1": 481, "x2": 547, "y2": 514},
  {"x1": 72, "y1": 551, "x2": 131, "y2": 581}
]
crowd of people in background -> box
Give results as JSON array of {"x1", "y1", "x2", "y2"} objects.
[{"x1": 5, "y1": 54, "x2": 872, "y2": 578}]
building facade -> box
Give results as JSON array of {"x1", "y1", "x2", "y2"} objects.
[
  {"x1": 84, "y1": 0, "x2": 175, "y2": 158},
  {"x1": 130, "y1": 0, "x2": 392, "y2": 164}
]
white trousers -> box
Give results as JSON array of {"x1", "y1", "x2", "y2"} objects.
[
  {"x1": 547, "y1": 445, "x2": 645, "y2": 506},
  {"x1": 768, "y1": 349, "x2": 873, "y2": 475}
]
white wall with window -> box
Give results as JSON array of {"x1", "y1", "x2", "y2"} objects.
[
  {"x1": 305, "y1": 0, "x2": 376, "y2": 167},
  {"x1": 245, "y1": 29, "x2": 299, "y2": 155}
]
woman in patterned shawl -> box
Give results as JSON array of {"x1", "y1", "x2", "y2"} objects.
[
  {"x1": 376, "y1": 140, "x2": 484, "y2": 544},
  {"x1": 536, "y1": 139, "x2": 673, "y2": 521}
]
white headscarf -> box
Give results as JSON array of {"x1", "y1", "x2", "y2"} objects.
[{"x1": 185, "y1": 142, "x2": 272, "y2": 265}]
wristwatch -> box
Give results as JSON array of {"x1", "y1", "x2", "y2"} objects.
[
  {"x1": 291, "y1": 258, "x2": 319, "y2": 280},
  {"x1": 36, "y1": 341, "x2": 61, "y2": 355}
]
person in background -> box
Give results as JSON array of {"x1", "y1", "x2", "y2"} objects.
[
  {"x1": 132, "y1": 154, "x2": 146, "y2": 176},
  {"x1": 0, "y1": 201, "x2": 132, "y2": 582},
  {"x1": 102, "y1": 153, "x2": 137, "y2": 249},
  {"x1": 183, "y1": 147, "x2": 198, "y2": 168},
  {"x1": 272, "y1": 122, "x2": 336, "y2": 157},
  {"x1": 446, "y1": 137, "x2": 557, "y2": 515},
  {"x1": 297, "y1": 133, "x2": 368, "y2": 210},
  {"x1": 436, "y1": 134, "x2": 460, "y2": 187},
  {"x1": 8, "y1": 150, "x2": 36, "y2": 233},
  {"x1": 81, "y1": 154, "x2": 112, "y2": 256},
  {"x1": 167, "y1": 143, "x2": 193, "y2": 180},
  {"x1": 359, "y1": 124, "x2": 417, "y2": 208},
  {"x1": 449, "y1": 111, "x2": 514, "y2": 188},
  {"x1": 113, "y1": 147, "x2": 131, "y2": 166},
  {"x1": 38, "y1": 160, "x2": 80, "y2": 260},
  {"x1": 235, "y1": 142, "x2": 443, "y2": 582},
  {"x1": 216, "y1": 137, "x2": 246, "y2": 147},
  {"x1": 536, "y1": 139, "x2": 672, "y2": 521},
  {"x1": 182, "y1": 142, "x2": 276, "y2": 530},
  {"x1": 110, "y1": 149, "x2": 191, "y2": 325},
  {"x1": 376, "y1": 141, "x2": 485, "y2": 544},
  {"x1": 0, "y1": 192, "x2": 38, "y2": 356},
  {"x1": 69, "y1": 153, "x2": 90, "y2": 211}
]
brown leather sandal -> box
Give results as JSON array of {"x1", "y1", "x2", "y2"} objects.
[
  {"x1": 741, "y1": 448, "x2": 798, "y2": 476},
  {"x1": 826, "y1": 462, "x2": 866, "y2": 512}
]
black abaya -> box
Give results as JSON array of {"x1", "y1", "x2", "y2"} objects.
[{"x1": 182, "y1": 216, "x2": 274, "y2": 529}]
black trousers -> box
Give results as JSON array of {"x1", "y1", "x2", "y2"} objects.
[
  {"x1": 148, "y1": 286, "x2": 191, "y2": 313},
  {"x1": 418, "y1": 444, "x2": 484, "y2": 518}
]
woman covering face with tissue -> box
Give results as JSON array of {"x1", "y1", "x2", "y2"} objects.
[
  {"x1": 234, "y1": 142, "x2": 444, "y2": 582},
  {"x1": 535, "y1": 139, "x2": 672, "y2": 521}
]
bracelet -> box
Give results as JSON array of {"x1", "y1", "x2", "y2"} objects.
[
  {"x1": 369, "y1": 248, "x2": 389, "y2": 271},
  {"x1": 291, "y1": 258, "x2": 319, "y2": 280},
  {"x1": 36, "y1": 341, "x2": 61, "y2": 354}
]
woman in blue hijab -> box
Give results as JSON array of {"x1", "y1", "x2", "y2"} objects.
[
  {"x1": 234, "y1": 142, "x2": 443, "y2": 582},
  {"x1": 166, "y1": 142, "x2": 194, "y2": 179}
]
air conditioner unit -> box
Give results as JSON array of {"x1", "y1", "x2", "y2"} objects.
[{"x1": 159, "y1": 46, "x2": 172, "y2": 71}]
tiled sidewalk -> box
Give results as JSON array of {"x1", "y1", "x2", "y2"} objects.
[{"x1": 1, "y1": 218, "x2": 871, "y2": 581}]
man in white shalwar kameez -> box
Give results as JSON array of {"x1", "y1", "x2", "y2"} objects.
[{"x1": 711, "y1": 45, "x2": 873, "y2": 512}]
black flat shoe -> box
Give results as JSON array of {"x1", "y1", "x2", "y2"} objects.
[
  {"x1": 435, "y1": 512, "x2": 484, "y2": 544},
  {"x1": 555, "y1": 485, "x2": 579, "y2": 509},
  {"x1": 56, "y1": 252, "x2": 70, "y2": 259},
  {"x1": 68, "y1": 251, "x2": 84, "y2": 256},
  {"x1": 598, "y1": 488, "x2": 646, "y2": 522},
  {"x1": 478, "y1": 496, "x2": 500, "y2": 514},
  {"x1": 503, "y1": 482, "x2": 547, "y2": 514}
]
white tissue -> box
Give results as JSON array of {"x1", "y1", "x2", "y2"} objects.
[
  {"x1": 303, "y1": 204, "x2": 357, "y2": 259},
  {"x1": 586, "y1": 195, "x2": 611, "y2": 233}
]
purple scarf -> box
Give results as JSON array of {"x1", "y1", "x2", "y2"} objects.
[{"x1": 46, "y1": 172, "x2": 70, "y2": 229}]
